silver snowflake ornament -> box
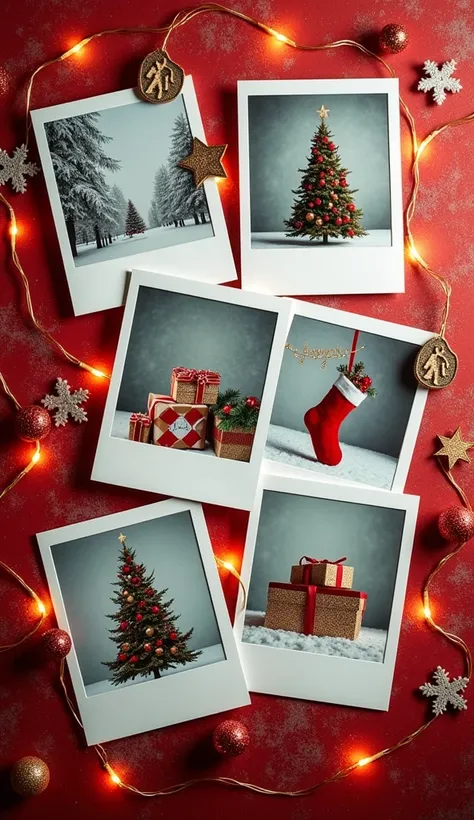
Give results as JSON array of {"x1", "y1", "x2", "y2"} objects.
[
  {"x1": 0, "y1": 143, "x2": 39, "y2": 194},
  {"x1": 418, "y1": 60, "x2": 462, "y2": 106},
  {"x1": 42, "y1": 377, "x2": 90, "y2": 427},
  {"x1": 420, "y1": 666, "x2": 468, "y2": 716}
]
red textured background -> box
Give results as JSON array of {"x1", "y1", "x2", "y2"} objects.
[{"x1": 1, "y1": 2, "x2": 474, "y2": 818}]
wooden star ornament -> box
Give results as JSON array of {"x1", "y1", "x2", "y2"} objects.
[
  {"x1": 434, "y1": 427, "x2": 474, "y2": 470},
  {"x1": 179, "y1": 137, "x2": 227, "y2": 187}
]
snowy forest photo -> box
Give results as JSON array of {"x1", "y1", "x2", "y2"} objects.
[{"x1": 44, "y1": 96, "x2": 213, "y2": 267}]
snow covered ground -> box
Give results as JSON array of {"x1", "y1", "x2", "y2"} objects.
[
  {"x1": 243, "y1": 612, "x2": 387, "y2": 663},
  {"x1": 251, "y1": 229, "x2": 391, "y2": 250},
  {"x1": 75, "y1": 221, "x2": 214, "y2": 267},
  {"x1": 84, "y1": 643, "x2": 225, "y2": 697},
  {"x1": 264, "y1": 424, "x2": 397, "y2": 490},
  {"x1": 112, "y1": 410, "x2": 218, "y2": 457}
]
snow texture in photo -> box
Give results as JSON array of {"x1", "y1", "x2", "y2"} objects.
[
  {"x1": 243, "y1": 489, "x2": 406, "y2": 663},
  {"x1": 248, "y1": 93, "x2": 391, "y2": 249},
  {"x1": 266, "y1": 313, "x2": 419, "y2": 489},
  {"x1": 51, "y1": 512, "x2": 225, "y2": 696},
  {"x1": 43, "y1": 96, "x2": 213, "y2": 267}
]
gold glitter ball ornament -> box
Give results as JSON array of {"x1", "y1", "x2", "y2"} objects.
[
  {"x1": 305, "y1": 212, "x2": 315, "y2": 222},
  {"x1": 127, "y1": 595, "x2": 134, "y2": 603},
  {"x1": 155, "y1": 647, "x2": 164, "y2": 655},
  {"x1": 315, "y1": 218, "x2": 323, "y2": 226},
  {"x1": 178, "y1": 137, "x2": 227, "y2": 187},
  {"x1": 145, "y1": 627, "x2": 154, "y2": 637},
  {"x1": 378, "y1": 23, "x2": 409, "y2": 54},
  {"x1": 10, "y1": 756, "x2": 50, "y2": 796},
  {"x1": 122, "y1": 589, "x2": 129, "y2": 597}
]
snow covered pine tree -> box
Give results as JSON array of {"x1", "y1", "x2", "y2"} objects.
[
  {"x1": 285, "y1": 105, "x2": 366, "y2": 244},
  {"x1": 167, "y1": 113, "x2": 210, "y2": 226},
  {"x1": 125, "y1": 199, "x2": 147, "y2": 237},
  {"x1": 44, "y1": 112, "x2": 120, "y2": 256},
  {"x1": 104, "y1": 534, "x2": 201, "y2": 684}
]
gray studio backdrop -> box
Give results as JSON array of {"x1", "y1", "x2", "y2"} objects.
[
  {"x1": 116, "y1": 286, "x2": 277, "y2": 412},
  {"x1": 270, "y1": 315, "x2": 418, "y2": 458},
  {"x1": 247, "y1": 490, "x2": 406, "y2": 630},
  {"x1": 52, "y1": 512, "x2": 222, "y2": 687},
  {"x1": 249, "y1": 93, "x2": 391, "y2": 233}
]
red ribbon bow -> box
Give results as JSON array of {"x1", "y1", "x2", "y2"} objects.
[
  {"x1": 173, "y1": 368, "x2": 220, "y2": 403},
  {"x1": 298, "y1": 556, "x2": 347, "y2": 586},
  {"x1": 299, "y1": 556, "x2": 347, "y2": 566}
]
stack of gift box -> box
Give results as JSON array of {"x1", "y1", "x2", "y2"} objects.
[
  {"x1": 263, "y1": 556, "x2": 367, "y2": 641},
  {"x1": 127, "y1": 367, "x2": 260, "y2": 463}
]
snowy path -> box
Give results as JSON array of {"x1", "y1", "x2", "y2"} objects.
[
  {"x1": 84, "y1": 643, "x2": 225, "y2": 696},
  {"x1": 251, "y1": 229, "x2": 391, "y2": 250},
  {"x1": 243, "y1": 613, "x2": 387, "y2": 663},
  {"x1": 264, "y1": 424, "x2": 397, "y2": 490},
  {"x1": 75, "y1": 222, "x2": 213, "y2": 267}
]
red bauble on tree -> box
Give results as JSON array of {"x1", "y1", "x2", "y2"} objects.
[
  {"x1": 169, "y1": 631, "x2": 177, "y2": 640},
  {"x1": 222, "y1": 404, "x2": 233, "y2": 415},
  {"x1": 315, "y1": 197, "x2": 322, "y2": 205},
  {"x1": 131, "y1": 576, "x2": 140, "y2": 585},
  {"x1": 120, "y1": 621, "x2": 129, "y2": 630},
  {"x1": 130, "y1": 655, "x2": 139, "y2": 664},
  {"x1": 213, "y1": 720, "x2": 250, "y2": 757},
  {"x1": 15, "y1": 405, "x2": 52, "y2": 442},
  {"x1": 138, "y1": 600, "x2": 146, "y2": 609},
  {"x1": 151, "y1": 605, "x2": 160, "y2": 613},
  {"x1": 135, "y1": 613, "x2": 143, "y2": 622},
  {"x1": 122, "y1": 565, "x2": 131, "y2": 574},
  {"x1": 438, "y1": 506, "x2": 474, "y2": 542},
  {"x1": 119, "y1": 653, "x2": 127, "y2": 662}
]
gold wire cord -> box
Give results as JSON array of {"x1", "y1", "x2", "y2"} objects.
[
  {"x1": 214, "y1": 556, "x2": 247, "y2": 612},
  {"x1": 0, "y1": 440, "x2": 41, "y2": 501},
  {"x1": 0, "y1": 370, "x2": 22, "y2": 411},
  {"x1": 0, "y1": 557, "x2": 45, "y2": 650}
]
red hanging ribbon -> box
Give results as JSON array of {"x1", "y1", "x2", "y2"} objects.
[
  {"x1": 303, "y1": 585, "x2": 317, "y2": 635},
  {"x1": 348, "y1": 329, "x2": 360, "y2": 373}
]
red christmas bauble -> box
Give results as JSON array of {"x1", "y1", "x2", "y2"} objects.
[
  {"x1": 307, "y1": 201, "x2": 314, "y2": 208},
  {"x1": 126, "y1": 555, "x2": 132, "y2": 563},
  {"x1": 307, "y1": 183, "x2": 313, "y2": 190},
  {"x1": 155, "y1": 638, "x2": 163, "y2": 646},
  {"x1": 319, "y1": 171, "x2": 325, "y2": 177},
  {"x1": 340, "y1": 179, "x2": 347, "y2": 187},
  {"x1": 319, "y1": 180, "x2": 326, "y2": 187},
  {"x1": 143, "y1": 643, "x2": 152, "y2": 652},
  {"x1": 323, "y1": 215, "x2": 330, "y2": 222},
  {"x1": 245, "y1": 396, "x2": 259, "y2": 408},
  {"x1": 145, "y1": 588, "x2": 153, "y2": 596},
  {"x1": 438, "y1": 506, "x2": 474, "y2": 542},
  {"x1": 131, "y1": 577, "x2": 140, "y2": 585},
  {"x1": 169, "y1": 631, "x2": 177, "y2": 640},
  {"x1": 322, "y1": 136, "x2": 329, "y2": 144},
  {"x1": 119, "y1": 653, "x2": 128, "y2": 662},
  {"x1": 120, "y1": 621, "x2": 128, "y2": 630},
  {"x1": 328, "y1": 169, "x2": 334, "y2": 176},
  {"x1": 135, "y1": 614, "x2": 143, "y2": 622},
  {"x1": 294, "y1": 220, "x2": 303, "y2": 229},
  {"x1": 315, "y1": 198, "x2": 322, "y2": 205},
  {"x1": 332, "y1": 208, "x2": 339, "y2": 214},
  {"x1": 379, "y1": 23, "x2": 409, "y2": 54},
  {"x1": 348, "y1": 229, "x2": 355, "y2": 237},
  {"x1": 311, "y1": 148, "x2": 318, "y2": 155},
  {"x1": 43, "y1": 628, "x2": 72, "y2": 659},
  {"x1": 222, "y1": 404, "x2": 233, "y2": 415},
  {"x1": 138, "y1": 601, "x2": 146, "y2": 609},
  {"x1": 15, "y1": 405, "x2": 52, "y2": 442},
  {"x1": 335, "y1": 217, "x2": 342, "y2": 225},
  {"x1": 122, "y1": 565, "x2": 131, "y2": 574},
  {"x1": 130, "y1": 655, "x2": 139, "y2": 663},
  {"x1": 343, "y1": 216, "x2": 350, "y2": 223},
  {"x1": 317, "y1": 155, "x2": 323, "y2": 162},
  {"x1": 151, "y1": 605, "x2": 160, "y2": 613},
  {"x1": 213, "y1": 720, "x2": 250, "y2": 757},
  {"x1": 328, "y1": 142, "x2": 336, "y2": 150},
  {"x1": 134, "y1": 565, "x2": 141, "y2": 571},
  {"x1": 348, "y1": 203, "x2": 355, "y2": 212}
]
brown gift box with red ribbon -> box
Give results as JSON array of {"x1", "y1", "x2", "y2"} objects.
[
  {"x1": 290, "y1": 556, "x2": 354, "y2": 590},
  {"x1": 147, "y1": 393, "x2": 208, "y2": 450},
  {"x1": 212, "y1": 417, "x2": 255, "y2": 462},
  {"x1": 170, "y1": 367, "x2": 220, "y2": 405},
  {"x1": 264, "y1": 582, "x2": 367, "y2": 641},
  {"x1": 128, "y1": 412, "x2": 152, "y2": 443}
]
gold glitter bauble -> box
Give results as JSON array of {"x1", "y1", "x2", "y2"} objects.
[
  {"x1": 145, "y1": 627, "x2": 154, "y2": 637},
  {"x1": 127, "y1": 595, "x2": 134, "y2": 603},
  {"x1": 378, "y1": 23, "x2": 409, "y2": 54},
  {"x1": 122, "y1": 590, "x2": 129, "y2": 597},
  {"x1": 305, "y1": 212, "x2": 315, "y2": 222},
  {"x1": 121, "y1": 643, "x2": 130, "y2": 651},
  {"x1": 10, "y1": 757, "x2": 50, "y2": 796},
  {"x1": 315, "y1": 218, "x2": 323, "y2": 226},
  {"x1": 155, "y1": 647, "x2": 163, "y2": 655},
  {"x1": 328, "y1": 203, "x2": 333, "y2": 209}
]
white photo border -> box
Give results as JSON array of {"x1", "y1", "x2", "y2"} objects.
[
  {"x1": 31, "y1": 77, "x2": 237, "y2": 316},
  {"x1": 37, "y1": 498, "x2": 250, "y2": 746},
  {"x1": 264, "y1": 300, "x2": 432, "y2": 492},
  {"x1": 235, "y1": 474, "x2": 419, "y2": 711},
  {"x1": 92, "y1": 269, "x2": 292, "y2": 510},
  {"x1": 238, "y1": 78, "x2": 404, "y2": 296}
]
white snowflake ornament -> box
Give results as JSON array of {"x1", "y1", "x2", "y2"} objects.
[
  {"x1": 418, "y1": 60, "x2": 462, "y2": 106},
  {"x1": 0, "y1": 143, "x2": 39, "y2": 193},
  {"x1": 420, "y1": 666, "x2": 468, "y2": 716},
  {"x1": 41, "y1": 377, "x2": 89, "y2": 427}
]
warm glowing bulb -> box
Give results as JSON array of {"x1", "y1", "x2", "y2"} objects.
[
  {"x1": 358, "y1": 757, "x2": 372, "y2": 767},
  {"x1": 32, "y1": 450, "x2": 41, "y2": 464},
  {"x1": 424, "y1": 606, "x2": 432, "y2": 619},
  {"x1": 269, "y1": 28, "x2": 288, "y2": 42},
  {"x1": 37, "y1": 601, "x2": 46, "y2": 615},
  {"x1": 90, "y1": 367, "x2": 106, "y2": 378},
  {"x1": 223, "y1": 561, "x2": 234, "y2": 571},
  {"x1": 110, "y1": 772, "x2": 121, "y2": 785},
  {"x1": 70, "y1": 42, "x2": 84, "y2": 54},
  {"x1": 10, "y1": 225, "x2": 18, "y2": 237},
  {"x1": 409, "y1": 245, "x2": 423, "y2": 264}
]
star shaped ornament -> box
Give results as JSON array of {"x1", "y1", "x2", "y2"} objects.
[
  {"x1": 179, "y1": 137, "x2": 227, "y2": 187},
  {"x1": 118, "y1": 533, "x2": 127, "y2": 544},
  {"x1": 317, "y1": 104, "x2": 330, "y2": 119},
  {"x1": 434, "y1": 427, "x2": 474, "y2": 470}
]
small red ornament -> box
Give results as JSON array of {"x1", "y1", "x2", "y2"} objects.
[
  {"x1": 335, "y1": 217, "x2": 342, "y2": 225},
  {"x1": 328, "y1": 142, "x2": 336, "y2": 150},
  {"x1": 319, "y1": 179, "x2": 326, "y2": 187},
  {"x1": 328, "y1": 169, "x2": 334, "y2": 176},
  {"x1": 332, "y1": 208, "x2": 339, "y2": 214},
  {"x1": 343, "y1": 216, "x2": 350, "y2": 223},
  {"x1": 119, "y1": 653, "x2": 128, "y2": 662},
  {"x1": 323, "y1": 215, "x2": 330, "y2": 222},
  {"x1": 134, "y1": 565, "x2": 141, "y2": 571},
  {"x1": 169, "y1": 631, "x2": 177, "y2": 640},
  {"x1": 319, "y1": 171, "x2": 325, "y2": 177},
  {"x1": 222, "y1": 404, "x2": 233, "y2": 415},
  {"x1": 322, "y1": 136, "x2": 329, "y2": 144},
  {"x1": 122, "y1": 565, "x2": 131, "y2": 574},
  {"x1": 317, "y1": 155, "x2": 323, "y2": 162},
  {"x1": 294, "y1": 220, "x2": 303, "y2": 229},
  {"x1": 245, "y1": 396, "x2": 260, "y2": 408},
  {"x1": 315, "y1": 198, "x2": 322, "y2": 205},
  {"x1": 43, "y1": 628, "x2": 72, "y2": 659},
  {"x1": 15, "y1": 405, "x2": 52, "y2": 442},
  {"x1": 143, "y1": 643, "x2": 152, "y2": 652},
  {"x1": 131, "y1": 576, "x2": 140, "y2": 585},
  {"x1": 130, "y1": 655, "x2": 139, "y2": 663},
  {"x1": 145, "y1": 587, "x2": 154, "y2": 596},
  {"x1": 213, "y1": 720, "x2": 250, "y2": 757},
  {"x1": 155, "y1": 638, "x2": 163, "y2": 647},
  {"x1": 120, "y1": 621, "x2": 129, "y2": 630},
  {"x1": 126, "y1": 555, "x2": 133, "y2": 563},
  {"x1": 311, "y1": 148, "x2": 318, "y2": 155},
  {"x1": 151, "y1": 605, "x2": 160, "y2": 614},
  {"x1": 340, "y1": 179, "x2": 347, "y2": 187},
  {"x1": 379, "y1": 23, "x2": 409, "y2": 54},
  {"x1": 307, "y1": 183, "x2": 313, "y2": 190},
  {"x1": 135, "y1": 613, "x2": 143, "y2": 622},
  {"x1": 307, "y1": 201, "x2": 314, "y2": 208},
  {"x1": 138, "y1": 600, "x2": 146, "y2": 609},
  {"x1": 438, "y1": 506, "x2": 474, "y2": 542},
  {"x1": 348, "y1": 229, "x2": 355, "y2": 237},
  {"x1": 348, "y1": 203, "x2": 355, "y2": 212}
]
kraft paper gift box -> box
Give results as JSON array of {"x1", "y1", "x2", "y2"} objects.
[
  {"x1": 170, "y1": 367, "x2": 220, "y2": 405},
  {"x1": 212, "y1": 417, "x2": 256, "y2": 462},
  {"x1": 263, "y1": 582, "x2": 367, "y2": 641},
  {"x1": 128, "y1": 412, "x2": 152, "y2": 443},
  {"x1": 290, "y1": 556, "x2": 354, "y2": 589},
  {"x1": 148, "y1": 393, "x2": 208, "y2": 451}
]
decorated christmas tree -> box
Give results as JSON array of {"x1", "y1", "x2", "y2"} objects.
[
  {"x1": 104, "y1": 534, "x2": 201, "y2": 685},
  {"x1": 285, "y1": 105, "x2": 366, "y2": 243},
  {"x1": 125, "y1": 199, "x2": 146, "y2": 237}
]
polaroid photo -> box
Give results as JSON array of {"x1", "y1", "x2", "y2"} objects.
[
  {"x1": 92, "y1": 269, "x2": 291, "y2": 509},
  {"x1": 31, "y1": 77, "x2": 236, "y2": 316},
  {"x1": 238, "y1": 78, "x2": 403, "y2": 295},
  {"x1": 37, "y1": 499, "x2": 250, "y2": 745},
  {"x1": 264, "y1": 301, "x2": 431, "y2": 492},
  {"x1": 236, "y1": 474, "x2": 419, "y2": 711}
]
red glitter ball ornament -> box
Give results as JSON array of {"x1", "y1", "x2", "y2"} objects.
[
  {"x1": 138, "y1": 600, "x2": 146, "y2": 609},
  {"x1": 222, "y1": 404, "x2": 233, "y2": 415},
  {"x1": 311, "y1": 147, "x2": 318, "y2": 155},
  {"x1": 151, "y1": 605, "x2": 160, "y2": 613},
  {"x1": 294, "y1": 220, "x2": 303, "y2": 229},
  {"x1": 119, "y1": 653, "x2": 127, "y2": 662},
  {"x1": 155, "y1": 639, "x2": 163, "y2": 647},
  {"x1": 122, "y1": 565, "x2": 131, "y2": 574},
  {"x1": 315, "y1": 198, "x2": 322, "y2": 205},
  {"x1": 135, "y1": 613, "x2": 143, "y2": 622},
  {"x1": 169, "y1": 631, "x2": 177, "y2": 640},
  {"x1": 15, "y1": 405, "x2": 52, "y2": 442},
  {"x1": 348, "y1": 229, "x2": 355, "y2": 237},
  {"x1": 143, "y1": 643, "x2": 152, "y2": 652},
  {"x1": 308, "y1": 201, "x2": 314, "y2": 208},
  {"x1": 322, "y1": 136, "x2": 329, "y2": 144},
  {"x1": 319, "y1": 179, "x2": 326, "y2": 187},
  {"x1": 43, "y1": 628, "x2": 72, "y2": 659},
  {"x1": 317, "y1": 155, "x2": 323, "y2": 162},
  {"x1": 335, "y1": 217, "x2": 342, "y2": 225},
  {"x1": 145, "y1": 587, "x2": 153, "y2": 596},
  {"x1": 438, "y1": 506, "x2": 474, "y2": 542},
  {"x1": 323, "y1": 215, "x2": 330, "y2": 222},
  {"x1": 379, "y1": 23, "x2": 409, "y2": 54},
  {"x1": 348, "y1": 203, "x2": 355, "y2": 212},
  {"x1": 213, "y1": 720, "x2": 250, "y2": 757},
  {"x1": 131, "y1": 576, "x2": 140, "y2": 585},
  {"x1": 120, "y1": 621, "x2": 129, "y2": 630},
  {"x1": 130, "y1": 655, "x2": 139, "y2": 663},
  {"x1": 245, "y1": 396, "x2": 260, "y2": 408},
  {"x1": 328, "y1": 142, "x2": 336, "y2": 150}
]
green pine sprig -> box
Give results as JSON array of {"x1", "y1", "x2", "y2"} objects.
[{"x1": 213, "y1": 390, "x2": 260, "y2": 431}]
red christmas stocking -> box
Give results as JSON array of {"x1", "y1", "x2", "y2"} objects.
[{"x1": 304, "y1": 374, "x2": 366, "y2": 466}]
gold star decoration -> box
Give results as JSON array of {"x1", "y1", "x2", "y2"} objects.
[
  {"x1": 118, "y1": 533, "x2": 127, "y2": 544},
  {"x1": 317, "y1": 104, "x2": 330, "y2": 119},
  {"x1": 178, "y1": 137, "x2": 227, "y2": 187},
  {"x1": 434, "y1": 427, "x2": 474, "y2": 470}
]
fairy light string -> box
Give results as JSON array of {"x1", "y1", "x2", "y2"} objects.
[{"x1": 0, "y1": 369, "x2": 41, "y2": 500}]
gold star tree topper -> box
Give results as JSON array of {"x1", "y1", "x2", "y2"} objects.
[
  {"x1": 118, "y1": 533, "x2": 127, "y2": 544},
  {"x1": 434, "y1": 427, "x2": 474, "y2": 470},
  {"x1": 317, "y1": 104, "x2": 330, "y2": 119},
  {"x1": 178, "y1": 137, "x2": 227, "y2": 187}
]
